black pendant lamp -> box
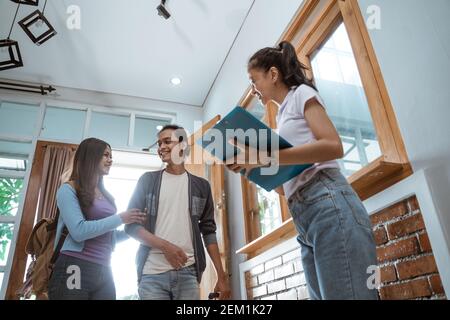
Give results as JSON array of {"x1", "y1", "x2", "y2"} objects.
[
  {"x1": 0, "y1": 2, "x2": 24, "y2": 71},
  {"x1": 18, "y1": 0, "x2": 57, "y2": 46}
]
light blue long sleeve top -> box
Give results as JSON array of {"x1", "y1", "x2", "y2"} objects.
[{"x1": 54, "y1": 183, "x2": 128, "y2": 252}]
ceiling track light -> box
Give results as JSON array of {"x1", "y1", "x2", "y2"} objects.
[
  {"x1": 0, "y1": 80, "x2": 56, "y2": 95},
  {"x1": 157, "y1": 0, "x2": 171, "y2": 20},
  {"x1": 170, "y1": 77, "x2": 181, "y2": 86}
]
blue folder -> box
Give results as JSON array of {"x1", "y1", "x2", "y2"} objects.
[{"x1": 197, "y1": 106, "x2": 313, "y2": 192}]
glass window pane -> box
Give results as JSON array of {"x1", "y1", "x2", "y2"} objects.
[
  {"x1": 311, "y1": 23, "x2": 382, "y2": 177},
  {"x1": 0, "y1": 141, "x2": 32, "y2": 159},
  {"x1": 134, "y1": 117, "x2": 170, "y2": 149},
  {"x1": 246, "y1": 98, "x2": 266, "y2": 123},
  {"x1": 0, "y1": 102, "x2": 39, "y2": 136},
  {"x1": 0, "y1": 156, "x2": 27, "y2": 171},
  {"x1": 89, "y1": 112, "x2": 130, "y2": 148},
  {"x1": 364, "y1": 139, "x2": 381, "y2": 163},
  {"x1": 41, "y1": 107, "x2": 86, "y2": 142},
  {"x1": 246, "y1": 98, "x2": 282, "y2": 235},
  {"x1": 256, "y1": 185, "x2": 282, "y2": 235},
  {"x1": 0, "y1": 223, "x2": 14, "y2": 266},
  {"x1": 0, "y1": 178, "x2": 24, "y2": 217}
]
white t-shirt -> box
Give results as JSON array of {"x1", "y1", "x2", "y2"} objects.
[
  {"x1": 276, "y1": 85, "x2": 340, "y2": 200},
  {"x1": 143, "y1": 171, "x2": 195, "y2": 274}
]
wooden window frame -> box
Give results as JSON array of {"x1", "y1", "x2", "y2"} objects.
[{"x1": 237, "y1": 0, "x2": 412, "y2": 257}]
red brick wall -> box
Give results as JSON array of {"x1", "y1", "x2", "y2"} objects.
[
  {"x1": 244, "y1": 195, "x2": 447, "y2": 300},
  {"x1": 372, "y1": 196, "x2": 446, "y2": 300}
]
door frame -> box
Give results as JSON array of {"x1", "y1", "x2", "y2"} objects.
[{"x1": 5, "y1": 140, "x2": 77, "y2": 299}]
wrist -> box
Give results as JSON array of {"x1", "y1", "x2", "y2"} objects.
[{"x1": 158, "y1": 239, "x2": 170, "y2": 252}]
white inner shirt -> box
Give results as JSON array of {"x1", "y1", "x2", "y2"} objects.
[
  {"x1": 276, "y1": 85, "x2": 340, "y2": 200},
  {"x1": 143, "y1": 171, "x2": 195, "y2": 274}
]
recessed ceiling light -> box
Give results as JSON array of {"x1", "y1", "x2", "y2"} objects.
[
  {"x1": 156, "y1": 125, "x2": 163, "y2": 130},
  {"x1": 170, "y1": 77, "x2": 181, "y2": 86}
]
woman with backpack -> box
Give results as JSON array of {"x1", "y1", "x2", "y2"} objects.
[{"x1": 48, "y1": 138, "x2": 146, "y2": 300}]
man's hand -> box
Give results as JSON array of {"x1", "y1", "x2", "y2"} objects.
[
  {"x1": 214, "y1": 274, "x2": 231, "y2": 300},
  {"x1": 161, "y1": 241, "x2": 188, "y2": 270}
]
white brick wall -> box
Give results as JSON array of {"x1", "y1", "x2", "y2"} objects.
[
  {"x1": 252, "y1": 285, "x2": 267, "y2": 298},
  {"x1": 241, "y1": 237, "x2": 310, "y2": 300},
  {"x1": 282, "y1": 249, "x2": 301, "y2": 263},
  {"x1": 274, "y1": 263, "x2": 295, "y2": 279},
  {"x1": 264, "y1": 257, "x2": 282, "y2": 270},
  {"x1": 267, "y1": 280, "x2": 286, "y2": 294},
  {"x1": 286, "y1": 273, "x2": 306, "y2": 289},
  {"x1": 258, "y1": 270, "x2": 275, "y2": 284},
  {"x1": 277, "y1": 289, "x2": 298, "y2": 300}
]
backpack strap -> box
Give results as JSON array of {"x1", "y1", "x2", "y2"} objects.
[
  {"x1": 50, "y1": 226, "x2": 68, "y2": 265},
  {"x1": 49, "y1": 208, "x2": 69, "y2": 265}
]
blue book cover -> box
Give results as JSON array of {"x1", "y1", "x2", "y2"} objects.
[{"x1": 197, "y1": 107, "x2": 312, "y2": 192}]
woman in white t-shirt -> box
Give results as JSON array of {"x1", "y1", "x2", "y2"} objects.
[{"x1": 226, "y1": 41, "x2": 378, "y2": 300}]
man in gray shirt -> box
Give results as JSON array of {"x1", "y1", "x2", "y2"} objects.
[{"x1": 125, "y1": 124, "x2": 230, "y2": 300}]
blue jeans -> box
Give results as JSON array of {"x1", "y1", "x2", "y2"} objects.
[
  {"x1": 138, "y1": 264, "x2": 200, "y2": 300},
  {"x1": 287, "y1": 168, "x2": 378, "y2": 300}
]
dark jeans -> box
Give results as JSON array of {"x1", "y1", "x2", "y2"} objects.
[{"x1": 48, "y1": 254, "x2": 116, "y2": 300}]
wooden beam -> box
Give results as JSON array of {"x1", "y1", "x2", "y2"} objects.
[
  {"x1": 211, "y1": 164, "x2": 231, "y2": 275},
  {"x1": 186, "y1": 115, "x2": 221, "y2": 166},
  {"x1": 5, "y1": 141, "x2": 77, "y2": 299},
  {"x1": 188, "y1": 115, "x2": 221, "y2": 146},
  {"x1": 348, "y1": 156, "x2": 413, "y2": 201},
  {"x1": 346, "y1": 0, "x2": 410, "y2": 164},
  {"x1": 282, "y1": 0, "x2": 321, "y2": 43},
  {"x1": 297, "y1": 0, "x2": 341, "y2": 57},
  {"x1": 236, "y1": 218, "x2": 297, "y2": 257},
  {"x1": 5, "y1": 142, "x2": 45, "y2": 300}
]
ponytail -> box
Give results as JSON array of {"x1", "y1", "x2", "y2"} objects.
[{"x1": 248, "y1": 41, "x2": 316, "y2": 90}]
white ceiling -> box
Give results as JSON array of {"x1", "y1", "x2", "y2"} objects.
[{"x1": 0, "y1": 0, "x2": 255, "y2": 107}]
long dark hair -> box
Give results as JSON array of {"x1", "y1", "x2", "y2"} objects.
[
  {"x1": 248, "y1": 41, "x2": 316, "y2": 90},
  {"x1": 69, "y1": 138, "x2": 115, "y2": 213}
]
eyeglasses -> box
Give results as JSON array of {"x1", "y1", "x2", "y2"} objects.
[{"x1": 157, "y1": 139, "x2": 179, "y2": 147}]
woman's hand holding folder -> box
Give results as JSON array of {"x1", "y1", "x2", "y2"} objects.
[
  {"x1": 225, "y1": 138, "x2": 272, "y2": 177},
  {"x1": 274, "y1": 186, "x2": 285, "y2": 196}
]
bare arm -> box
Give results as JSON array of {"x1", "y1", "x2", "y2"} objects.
[
  {"x1": 226, "y1": 99, "x2": 343, "y2": 176},
  {"x1": 206, "y1": 243, "x2": 231, "y2": 300},
  {"x1": 131, "y1": 227, "x2": 188, "y2": 269},
  {"x1": 278, "y1": 98, "x2": 343, "y2": 165}
]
